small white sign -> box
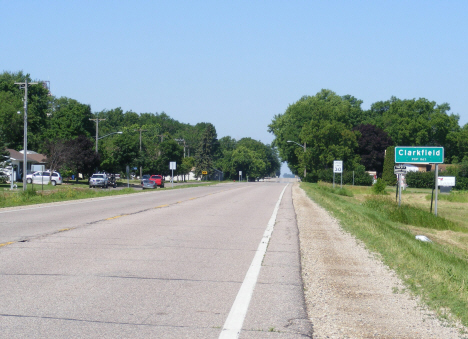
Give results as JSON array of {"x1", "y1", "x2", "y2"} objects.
[
  {"x1": 239, "y1": 171, "x2": 242, "y2": 175},
  {"x1": 394, "y1": 165, "x2": 407, "y2": 175},
  {"x1": 333, "y1": 160, "x2": 343, "y2": 173},
  {"x1": 438, "y1": 176, "x2": 455, "y2": 187},
  {"x1": 169, "y1": 162, "x2": 176, "y2": 170}
]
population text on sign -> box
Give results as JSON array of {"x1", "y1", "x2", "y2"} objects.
[{"x1": 395, "y1": 147, "x2": 444, "y2": 164}]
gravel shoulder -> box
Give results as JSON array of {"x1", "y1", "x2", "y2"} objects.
[{"x1": 292, "y1": 183, "x2": 466, "y2": 339}]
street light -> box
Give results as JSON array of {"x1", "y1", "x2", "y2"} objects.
[{"x1": 287, "y1": 140, "x2": 307, "y2": 179}]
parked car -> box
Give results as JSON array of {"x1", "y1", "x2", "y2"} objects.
[
  {"x1": 89, "y1": 173, "x2": 109, "y2": 188},
  {"x1": 149, "y1": 175, "x2": 164, "y2": 188},
  {"x1": 141, "y1": 179, "x2": 156, "y2": 189},
  {"x1": 140, "y1": 174, "x2": 150, "y2": 185},
  {"x1": 107, "y1": 174, "x2": 117, "y2": 188},
  {"x1": 26, "y1": 171, "x2": 63, "y2": 186}
]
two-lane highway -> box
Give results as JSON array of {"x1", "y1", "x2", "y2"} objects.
[{"x1": 0, "y1": 182, "x2": 312, "y2": 338}]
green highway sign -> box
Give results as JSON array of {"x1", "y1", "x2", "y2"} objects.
[{"x1": 395, "y1": 146, "x2": 444, "y2": 164}]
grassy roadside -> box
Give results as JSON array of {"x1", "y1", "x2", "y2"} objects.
[
  {"x1": 0, "y1": 180, "x2": 220, "y2": 209},
  {"x1": 300, "y1": 182, "x2": 468, "y2": 328}
]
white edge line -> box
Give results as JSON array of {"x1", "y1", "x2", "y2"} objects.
[{"x1": 219, "y1": 184, "x2": 288, "y2": 339}]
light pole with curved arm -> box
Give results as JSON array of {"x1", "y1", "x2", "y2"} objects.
[
  {"x1": 96, "y1": 131, "x2": 123, "y2": 152},
  {"x1": 287, "y1": 140, "x2": 307, "y2": 179}
]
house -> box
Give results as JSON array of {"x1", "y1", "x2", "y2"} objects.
[{"x1": 6, "y1": 149, "x2": 48, "y2": 181}]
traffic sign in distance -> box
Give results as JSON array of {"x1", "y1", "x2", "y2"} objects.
[{"x1": 202, "y1": 171, "x2": 208, "y2": 175}]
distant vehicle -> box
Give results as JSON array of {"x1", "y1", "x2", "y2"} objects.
[
  {"x1": 114, "y1": 173, "x2": 121, "y2": 180},
  {"x1": 26, "y1": 171, "x2": 63, "y2": 186},
  {"x1": 141, "y1": 179, "x2": 156, "y2": 189},
  {"x1": 108, "y1": 174, "x2": 117, "y2": 188},
  {"x1": 89, "y1": 173, "x2": 108, "y2": 188},
  {"x1": 149, "y1": 175, "x2": 164, "y2": 188},
  {"x1": 140, "y1": 174, "x2": 150, "y2": 185}
]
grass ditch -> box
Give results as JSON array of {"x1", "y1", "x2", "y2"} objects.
[{"x1": 300, "y1": 182, "x2": 468, "y2": 328}]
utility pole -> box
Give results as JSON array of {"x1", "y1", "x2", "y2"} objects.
[
  {"x1": 15, "y1": 79, "x2": 38, "y2": 191},
  {"x1": 156, "y1": 134, "x2": 166, "y2": 156},
  {"x1": 135, "y1": 128, "x2": 147, "y2": 178},
  {"x1": 175, "y1": 138, "x2": 187, "y2": 158},
  {"x1": 89, "y1": 117, "x2": 106, "y2": 153},
  {"x1": 303, "y1": 142, "x2": 306, "y2": 179}
]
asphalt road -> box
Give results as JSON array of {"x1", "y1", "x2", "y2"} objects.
[{"x1": 0, "y1": 181, "x2": 311, "y2": 338}]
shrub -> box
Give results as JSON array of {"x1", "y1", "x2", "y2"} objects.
[
  {"x1": 405, "y1": 171, "x2": 435, "y2": 189},
  {"x1": 372, "y1": 178, "x2": 387, "y2": 194}
]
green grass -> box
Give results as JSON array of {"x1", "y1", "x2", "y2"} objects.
[
  {"x1": 429, "y1": 190, "x2": 468, "y2": 203},
  {"x1": 301, "y1": 182, "x2": 468, "y2": 328}
]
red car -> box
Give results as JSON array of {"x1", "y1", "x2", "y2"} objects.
[{"x1": 149, "y1": 175, "x2": 165, "y2": 188}]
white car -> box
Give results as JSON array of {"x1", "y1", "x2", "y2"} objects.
[
  {"x1": 89, "y1": 173, "x2": 109, "y2": 188},
  {"x1": 26, "y1": 171, "x2": 63, "y2": 186}
]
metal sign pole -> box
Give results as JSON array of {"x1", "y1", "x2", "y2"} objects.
[
  {"x1": 435, "y1": 164, "x2": 439, "y2": 216},
  {"x1": 398, "y1": 174, "x2": 402, "y2": 207}
]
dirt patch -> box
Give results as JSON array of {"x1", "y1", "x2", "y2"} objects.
[{"x1": 293, "y1": 183, "x2": 466, "y2": 339}]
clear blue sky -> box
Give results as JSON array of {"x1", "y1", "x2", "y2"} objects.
[{"x1": 2, "y1": 1, "x2": 467, "y2": 174}]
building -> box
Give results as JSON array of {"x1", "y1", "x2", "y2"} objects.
[{"x1": 5, "y1": 149, "x2": 48, "y2": 181}]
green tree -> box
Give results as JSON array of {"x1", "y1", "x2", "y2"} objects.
[
  {"x1": 150, "y1": 139, "x2": 184, "y2": 176},
  {"x1": 179, "y1": 156, "x2": 195, "y2": 181},
  {"x1": 230, "y1": 146, "x2": 266, "y2": 180},
  {"x1": 194, "y1": 123, "x2": 218, "y2": 177},
  {"x1": 100, "y1": 131, "x2": 138, "y2": 173},
  {"x1": 269, "y1": 89, "x2": 364, "y2": 178},
  {"x1": 382, "y1": 146, "x2": 396, "y2": 185},
  {"x1": 0, "y1": 71, "x2": 50, "y2": 151},
  {"x1": 300, "y1": 119, "x2": 360, "y2": 181},
  {"x1": 45, "y1": 97, "x2": 94, "y2": 141},
  {"x1": 368, "y1": 97, "x2": 460, "y2": 153}
]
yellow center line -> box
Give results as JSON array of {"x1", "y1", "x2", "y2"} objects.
[
  {"x1": 154, "y1": 204, "x2": 169, "y2": 209},
  {"x1": 58, "y1": 228, "x2": 74, "y2": 232},
  {"x1": 106, "y1": 215, "x2": 127, "y2": 220},
  {"x1": 0, "y1": 242, "x2": 15, "y2": 248}
]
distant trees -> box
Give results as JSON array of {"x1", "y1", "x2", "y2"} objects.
[
  {"x1": 214, "y1": 137, "x2": 280, "y2": 180},
  {"x1": 270, "y1": 89, "x2": 466, "y2": 181}
]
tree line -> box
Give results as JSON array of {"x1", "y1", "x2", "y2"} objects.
[
  {"x1": 0, "y1": 71, "x2": 280, "y2": 181},
  {"x1": 269, "y1": 89, "x2": 468, "y2": 182}
]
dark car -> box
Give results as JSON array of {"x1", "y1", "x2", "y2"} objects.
[
  {"x1": 141, "y1": 179, "x2": 156, "y2": 189},
  {"x1": 149, "y1": 175, "x2": 164, "y2": 188}
]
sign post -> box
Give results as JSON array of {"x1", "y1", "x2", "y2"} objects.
[
  {"x1": 239, "y1": 171, "x2": 242, "y2": 182},
  {"x1": 395, "y1": 147, "x2": 444, "y2": 215},
  {"x1": 394, "y1": 165, "x2": 407, "y2": 207},
  {"x1": 333, "y1": 160, "x2": 343, "y2": 188},
  {"x1": 169, "y1": 162, "x2": 176, "y2": 188}
]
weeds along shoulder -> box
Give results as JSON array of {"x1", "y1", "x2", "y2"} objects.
[
  {"x1": 315, "y1": 182, "x2": 354, "y2": 197},
  {"x1": 363, "y1": 196, "x2": 466, "y2": 233},
  {"x1": 300, "y1": 182, "x2": 468, "y2": 327}
]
